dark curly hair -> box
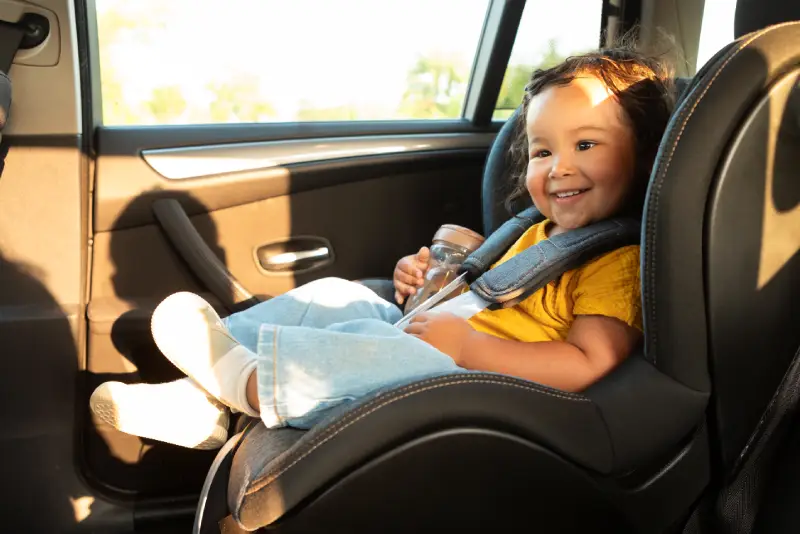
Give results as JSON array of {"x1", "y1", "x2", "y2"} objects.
[{"x1": 504, "y1": 44, "x2": 675, "y2": 219}]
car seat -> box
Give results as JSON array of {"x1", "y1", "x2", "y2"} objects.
[{"x1": 195, "y1": 22, "x2": 800, "y2": 534}]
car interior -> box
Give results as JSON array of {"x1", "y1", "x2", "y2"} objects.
[{"x1": 0, "y1": 0, "x2": 798, "y2": 532}]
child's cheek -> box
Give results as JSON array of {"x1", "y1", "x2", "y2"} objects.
[{"x1": 525, "y1": 162, "x2": 547, "y2": 201}]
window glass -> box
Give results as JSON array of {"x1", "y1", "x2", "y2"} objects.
[
  {"x1": 493, "y1": 0, "x2": 603, "y2": 120},
  {"x1": 95, "y1": 0, "x2": 490, "y2": 126},
  {"x1": 696, "y1": 0, "x2": 737, "y2": 71}
]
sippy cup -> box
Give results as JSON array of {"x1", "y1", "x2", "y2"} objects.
[{"x1": 404, "y1": 224, "x2": 485, "y2": 314}]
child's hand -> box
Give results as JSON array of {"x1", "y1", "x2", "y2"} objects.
[
  {"x1": 403, "y1": 312, "x2": 473, "y2": 366},
  {"x1": 393, "y1": 246, "x2": 430, "y2": 305}
]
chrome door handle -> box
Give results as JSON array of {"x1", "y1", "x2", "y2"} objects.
[
  {"x1": 256, "y1": 238, "x2": 334, "y2": 273},
  {"x1": 264, "y1": 247, "x2": 330, "y2": 268}
]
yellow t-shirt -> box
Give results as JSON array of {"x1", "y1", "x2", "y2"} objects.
[{"x1": 467, "y1": 221, "x2": 642, "y2": 342}]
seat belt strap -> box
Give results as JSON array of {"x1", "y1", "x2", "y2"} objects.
[
  {"x1": 460, "y1": 205, "x2": 545, "y2": 280},
  {"x1": 395, "y1": 217, "x2": 641, "y2": 329},
  {"x1": 471, "y1": 217, "x2": 641, "y2": 307}
]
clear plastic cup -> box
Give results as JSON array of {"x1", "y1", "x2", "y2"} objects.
[{"x1": 404, "y1": 224, "x2": 485, "y2": 314}]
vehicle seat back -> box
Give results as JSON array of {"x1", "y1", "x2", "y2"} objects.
[{"x1": 661, "y1": 22, "x2": 800, "y2": 477}]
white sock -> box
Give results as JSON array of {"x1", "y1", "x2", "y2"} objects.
[
  {"x1": 237, "y1": 359, "x2": 260, "y2": 417},
  {"x1": 206, "y1": 344, "x2": 260, "y2": 417}
]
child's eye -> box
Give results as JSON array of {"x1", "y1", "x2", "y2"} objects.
[
  {"x1": 531, "y1": 149, "x2": 551, "y2": 159},
  {"x1": 577, "y1": 141, "x2": 596, "y2": 151}
]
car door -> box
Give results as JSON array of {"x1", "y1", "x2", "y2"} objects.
[{"x1": 0, "y1": 0, "x2": 611, "y2": 532}]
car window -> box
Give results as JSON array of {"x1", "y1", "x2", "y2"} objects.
[
  {"x1": 95, "y1": 0, "x2": 490, "y2": 126},
  {"x1": 695, "y1": 0, "x2": 737, "y2": 71},
  {"x1": 493, "y1": 0, "x2": 603, "y2": 120}
]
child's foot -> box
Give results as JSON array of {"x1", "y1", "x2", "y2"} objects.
[
  {"x1": 150, "y1": 292, "x2": 258, "y2": 416},
  {"x1": 90, "y1": 378, "x2": 229, "y2": 450}
]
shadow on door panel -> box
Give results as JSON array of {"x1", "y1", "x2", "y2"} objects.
[{"x1": 84, "y1": 192, "x2": 223, "y2": 501}]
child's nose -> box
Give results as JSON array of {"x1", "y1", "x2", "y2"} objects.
[{"x1": 548, "y1": 155, "x2": 575, "y2": 179}]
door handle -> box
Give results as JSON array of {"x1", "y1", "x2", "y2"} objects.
[
  {"x1": 256, "y1": 237, "x2": 334, "y2": 273},
  {"x1": 264, "y1": 247, "x2": 330, "y2": 269}
]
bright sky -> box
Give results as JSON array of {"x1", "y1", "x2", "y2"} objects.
[
  {"x1": 696, "y1": 0, "x2": 737, "y2": 69},
  {"x1": 510, "y1": 0, "x2": 603, "y2": 63},
  {"x1": 96, "y1": 0, "x2": 604, "y2": 123}
]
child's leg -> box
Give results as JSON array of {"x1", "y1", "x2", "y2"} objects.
[
  {"x1": 152, "y1": 288, "x2": 459, "y2": 429},
  {"x1": 146, "y1": 278, "x2": 402, "y2": 415},
  {"x1": 235, "y1": 321, "x2": 457, "y2": 423},
  {"x1": 150, "y1": 316, "x2": 460, "y2": 430},
  {"x1": 223, "y1": 278, "x2": 402, "y2": 352},
  {"x1": 252, "y1": 318, "x2": 461, "y2": 428},
  {"x1": 90, "y1": 279, "x2": 440, "y2": 445}
]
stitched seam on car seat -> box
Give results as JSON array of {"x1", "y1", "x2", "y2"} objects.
[
  {"x1": 246, "y1": 379, "x2": 587, "y2": 495},
  {"x1": 644, "y1": 22, "x2": 796, "y2": 365},
  {"x1": 245, "y1": 376, "x2": 589, "y2": 495}
]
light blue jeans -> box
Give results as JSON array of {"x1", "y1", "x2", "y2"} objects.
[{"x1": 222, "y1": 278, "x2": 464, "y2": 429}]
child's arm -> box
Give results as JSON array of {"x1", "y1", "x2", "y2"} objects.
[{"x1": 404, "y1": 313, "x2": 641, "y2": 392}]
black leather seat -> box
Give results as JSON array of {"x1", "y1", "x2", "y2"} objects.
[{"x1": 195, "y1": 23, "x2": 800, "y2": 534}]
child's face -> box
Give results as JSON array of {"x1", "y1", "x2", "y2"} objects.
[{"x1": 524, "y1": 76, "x2": 636, "y2": 232}]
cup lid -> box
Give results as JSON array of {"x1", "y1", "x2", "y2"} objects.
[{"x1": 433, "y1": 224, "x2": 485, "y2": 251}]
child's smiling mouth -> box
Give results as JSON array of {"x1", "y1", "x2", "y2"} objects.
[{"x1": 550, "y1": 188, "x2": 590, "y2": 202}]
